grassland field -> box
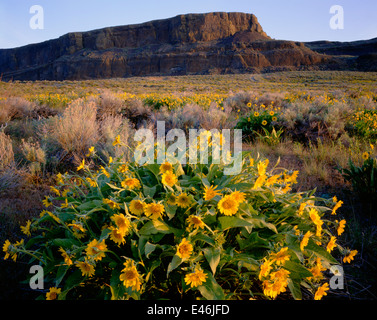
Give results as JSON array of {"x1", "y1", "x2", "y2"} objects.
[{"x1": 1, "y1": 71, "x2": 377, "y2": 300}]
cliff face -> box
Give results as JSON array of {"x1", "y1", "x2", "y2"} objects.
[{"x1": 0, "y1": 12, "x2": 330, "y2": 81}]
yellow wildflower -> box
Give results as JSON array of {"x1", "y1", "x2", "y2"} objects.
[
  {"x1": 331, "y1": 200, "x2": 343, "y2": 215},
  {"x1": 111, "y1": 214, "x2": 131, "y2": 235},
  {"x1": 314, "y1": 283, "x2": 329, "y2": 300},
  {"x1": 270, "y1": 247, "x2": 290, "y2": 266},
  {"x1": 20, "y1": 220, "x2": 32, "y2": 237},
  {"x1": 337, "y1": 219, "x2": 346, "y2": 236},
  {"x1": 259, "y1": 258, "x2": 273, "y2": 280},
  {"x1": 218, "y1": 194, "x2": 239, "y2": 216},
  {"x1": 113, "y1": 135, "x2": 121, "y2": 146},
  {"x1": 300, "y1": 231, "x2": 312, "y2": 252},
  {"x1": 186, "y1": 215, "x2": 205, "y2": 230},
  {"x1": 159, "y1": 161, "x2": 173, "y2": 173},
  {"x1": 121, "y1": 178, "x2": 141, "y2": 190},
  {"x1": 144, "y1": 202, "x2": 165, "y2": 220},
  {"x1": 161, "y1": 171, "x2": 178, "y2": 188},
  {"x1": 59, "y1": 247, "x2": 73, "y2": 266},
  {"x1": 129, "y1": 200, "x2": 145, "y2": 216},
  {"x1": 103, "y1": 198, "x2": 120, "y2": 210},
  {"x1": 326, "y1": 236, "x2": 337, "y2": 253},
  {"x1": 109, "y1": 227, "x2": 126, "y2": 246},
  {"x1": 75, "y1": 260, "x2": 95, "y2": 277},
  {"x1": 85, "y1": 239, "x2": 107, "y2": 261},
  {"x1": 119, "y1": 260, "x2": 142, "y2": 291},
  {"x1": 46, "y1": 287, "x2": 61, "y2": 300},
  {"x1": 203, "y1": 185, "x2": 221, "y2": 201},
  {"x1": 343, "y1": 250, "x2": 358, "y2": 264},
  {"x1": 77, "y1": 159, "x2": 85, "y2": 171},
  {"x1": 184, "y1": 268, "x2": 208, "y2": 288},
  {"x1": 177, "y1": 238, "x2": 193, "y2": 260},
  {"x1": 176, "y1": 193, "x2": 192, "y2": 209}
]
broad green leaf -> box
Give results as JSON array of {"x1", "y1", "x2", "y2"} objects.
[
  {"x1": 287, "y1": 278, "x2": 302, "y2": 300},
  {"x1": 143, "y1": 185, "x2": 157, "y2": 198},
  {"x1": 76, "y1": 200, "x2": 103, "y2": 211},
  {"x1": 55, "y1": 265, "x2": 69, "y2": 287},
  {"x1": 167, "y1": 255, "x2": 183, "y2": 276},
  {"x1": 139, "y1": 219, "x2": 182, "y2": 237},
  {"x1": 52, "y1": 238, "x2": 79, "y2": 249},
  {"x1": 197, "y1": 272, "x2": 225, "y2": 300},
  {"x1": 145, "y1": 242, "x2": 157, "y2": 258},
  {"x1": 283, "y1": 261, "x2": 313, "y2": 279},
  {"x1": 305, "y1": 239, "x2": 339, "y2": 264},
  {"x1": 139, "y1": 220, "x2": 170, "y2": 235},
  {"x1": 192, "y1": 233, "x2": 216, "y2": 246},
  {"x1": 245, "y1": 216, "x2": 278, "y2": 234},
  {"x1": 219, "y1": 216, "x2": 252, "y2": 230},
  {"x1": 62, "y1": 269, "x2": 83, "y2": 294},
  {"x1": 203, "y1": 247, "x2": 221, "y2": 275}
]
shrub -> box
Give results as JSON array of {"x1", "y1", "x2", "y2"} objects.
[
  {"x1": 120, "y1": 99, "x2": 152, "y2": 129},
  {"x1": 235, "y1": 110, "x2": 279, "y2": 141},
  {"x1": 97, "y1": 90, "x2": 125, "y2": 118},
  {"x1": 97, "y1": 115, "x2": 135, "y2": 163},
  {"x1": 154, "y1": 103, "x2": 233, "y2": 134},
  {"x1": 4, "y1": 140, "x2": 357, "y2": 301},
  {"x1": 20, "y1": 139, "x2": 46, "y2": 175},
  {"x1": 0, "y1": 97, "x2": 36, "y2": 123},
  {"x1": 47, "y1": 98, "x2": 99, "y2": 161},
  {"x1": 0, "y1": 130, "x2": 14, "y2": 170},
  {"x1": 279, "y1": 100, "x2": 352, "y2": 143},
  {"x1": 349, "y1": 109, "x2": 377, "y2": 141},
  {"x1": 340, "y1": 146, "x2": 377, "y2": 203}
]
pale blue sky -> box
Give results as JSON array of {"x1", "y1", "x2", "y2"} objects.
[{"x1": 0, "y1": 0, "x2": 376, "y2": 49}]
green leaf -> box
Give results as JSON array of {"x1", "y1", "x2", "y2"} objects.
[
  {"x1": 192, "y1": 233, "x2": 216, "y2": 246},
  {"x1": 106, "y1": 183, "x2": 123, "y2": 190},
  {"x1": 139, "y1": 220, "x2": 182, "y2": 237},
  {"x1": 145, "y1": 242, "x2": 157, "y2": 258},
  {"x1": 305, "y1": 239, "x2": 339, "y2": 264},
  {"x1": 244, "y1": 216, "x2": 278, "y2": 234},
  {"x1": 287, "y1": 278, "x2": 302, "y2": 300},
  {"x1": 167, "y1": 255, "x2": 183, "y2": 276},
  {"x1": 203, "y1": 247, "x2": 221, "y2": 275},
  {"x1": 62, "y1": 269, "x2": 83, "y2": 294},
  {"x1": 55, "y1": 265, "x2": 70, "y2": 287},
  {"x1": 219, "y1": 216, "x2": 252, "y2": 230},
  {"x1": 52, "y1": 238, "x2": 79, "y2": 249},
  {"x1": 143, "y1": 185, "x2": 157, "y2": 198},
  {"x1": 139, "y1": 220, "x2": 169, "y2": 235},
  {"x1": 283, "y1": 261, "x2": 313, "y2": 279},
  {"x1": 76, "y1": 200, "x2": 103, "y2": 211},
  {"x1": 197, "y1": 272, "x2": 225, "y2": 300}
]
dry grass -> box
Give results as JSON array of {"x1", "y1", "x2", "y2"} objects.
[
  {"x1": 98, "y1": 115, "x2": 135, "y2": 162},
  {"x1": 0, "y1": 131, "x2": 14, "y2": 170},
  {"x1": 46, "y1": 98, "x2": 99, "y2": 163}
]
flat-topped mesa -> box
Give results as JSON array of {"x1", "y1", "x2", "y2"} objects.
[
  {"x1": 81, "y1": 12, "x2": 269, "y2": 50},
  {"x1": 0, "y1": 12, "x2": 332, "y2": 81}
]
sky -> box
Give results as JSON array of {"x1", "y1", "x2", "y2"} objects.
[{"x1": 0, "y1": 0, "x2": 376, "y2": 49}]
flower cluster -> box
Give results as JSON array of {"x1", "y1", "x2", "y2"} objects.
[{"x1": 3, "y1": 137, "x2": 357, "y2": 300}]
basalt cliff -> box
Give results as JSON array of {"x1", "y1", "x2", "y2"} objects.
[{"x1": 0, "y1": 12, "x2": 372, "y2": 81}]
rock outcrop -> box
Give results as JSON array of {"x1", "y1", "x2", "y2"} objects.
[{"x1": 0, "y1": 12, "x2": 330, "y2": 81}]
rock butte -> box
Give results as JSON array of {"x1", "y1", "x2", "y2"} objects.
[{"x1": 0, "y1": 12, "x2": 375, "y2": 81}]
